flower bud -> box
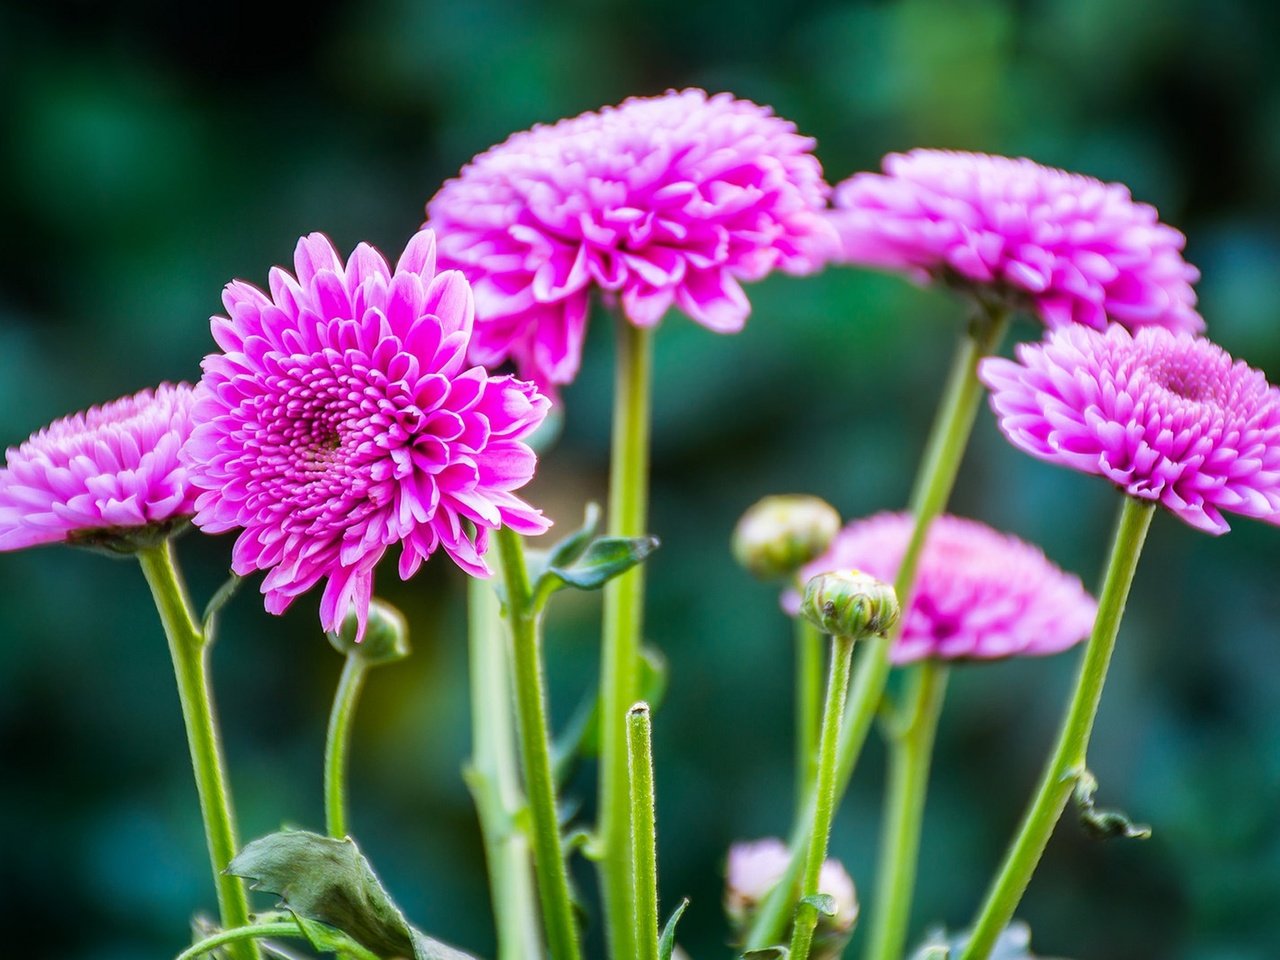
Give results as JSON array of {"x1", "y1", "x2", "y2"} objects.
[
  {"x1": 732, "y1": 495, "x2": 842, "y2": 580},
  {"x1": 725, "y1": 838, "x2": 858, "y2": 953},
  {"x1": 800, "y1": 569, "x2": 900, "y2": 639},
  {"x1": 327, "y1": 598, "x2": 411, "y2": 666}
]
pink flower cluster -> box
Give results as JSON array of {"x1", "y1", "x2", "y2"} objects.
[
  {"x1": 982, "y1": 325, "x2": 1280, "y2": 534},
  {"x1": 182, "y1": 231, "x2": 550, "y2": 636},
  {"x1": 786, "y1": 513, "x2": 1096, "y2": 663},
  {"x1": 427, "y1": 89, "x2": 837, "y2": 388},
  {"x1": 831, "y1": 149, "x2": 1202, "y2": 334},
  {"x1": 0, "y1": 384, "x2": 198, "y2": 552}
]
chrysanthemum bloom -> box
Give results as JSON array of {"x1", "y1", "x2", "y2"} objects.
[
  {"x1": 784, "y1": 513, "x2": 1096, "y2": 663},
  {"x1": 426, "y1": 89, "x2": 837, "y2": 387},
  {"x1": 981, "y1": 324, "x2": 1280, "y2": 535},
  {"x1": 183, "y1": 230, "x2": 551, "y2": 636},
  {"x1": 726, "y1": 838, "x2": 858, "y2": 935},
  {"x1": 831, "y1": 149, "x2": 1202, "y2": 334},
  {"x1": 0, "y1": 383, "x2": 198, "y2": 554}
]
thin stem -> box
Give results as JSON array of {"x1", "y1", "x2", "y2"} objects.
[
  {"x1": 745, "y1": 310, "x2": 1010, "y2": 950},
  {"x1": 599, "y1": 319, "x2": 653, "y2": 960},
  {"x1": 864, "y1": 661, "x2": 950, "y2": 960},
  {"x1": 628, "y1": 703, "x2": 660, "y2": 960},
  {"x1": 138, "y1": 542, "x2": 258, "y2": 960},
  {"x1": 495, "y1": 527, "x2": 583, "y2": 960},
  {"x1": 960, "y1": 497, "x2": 1154, "y2": 960},
  {"x1": 466, "y1": 576, "x2": 543, "y2": 960},
  {"x1": 174, "y1": 922, "x2": 381, "y2": 960},
  {"x1": 789, "y1": 634, "x2": 857, "y2": 960},
  {"x1": 796, "y1": 615, "x2": 823, "y2": 814},
  {"x1": 324, "y1": 654, "x2": 368, "y2": 839}
]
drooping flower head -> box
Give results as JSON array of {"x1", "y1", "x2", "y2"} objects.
[
  {"x1": 726, "y1": 837, "x2": 858, "y2": 939},
  {"x1": 0, "y1": 383, "x2": 198, "y2": 554},
  {"x1": 183, "y1": 230, "x2": 551, "y2": 636},
  {"x1": 426, "y1": 89, "x2": 838, "y2": 388},
  {"x1": 831, "y1": 150, "x2": 1202, "y2": 334},
  {"x1": 981, "y1": 325, "x2": 1280, "y2": 534},
  {"x1": 785, "y1": 513, "x2": 1096, "y2": 663}
]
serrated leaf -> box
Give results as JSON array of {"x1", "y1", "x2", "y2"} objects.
[
  {"x1": 1073, "y1": 768, "x2": 1151, "y2": 841},
  {"x1": 800, "y1": 893, "x2": 837, "y2": 918},
  {"x1": 227, "y1": 831, "x2": 478, "y2": 960},
  {"x1": 658, "y1": 897, "x2": 690, "y2": 960}
]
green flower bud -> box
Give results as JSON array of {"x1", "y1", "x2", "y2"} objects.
[
  {"x1": 327, "y1": 598, "x2": 411, "y2": 666},
  {"x1": 800, "y1": 569, "x2": 900, "y2": 639},
  {"x1": 732, "y1": 495, "x2": 841, "y2": 580}
]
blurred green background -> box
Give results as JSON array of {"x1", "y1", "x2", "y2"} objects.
[{"x1": 2, "y1": 0, "x2": 1279, "y2": 957}]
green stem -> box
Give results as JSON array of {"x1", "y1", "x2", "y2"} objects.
[
  {"x1": 494, "y1": 527, "x2": 583, "y2": 960},
  {"x1": 324, "y1": 654, "x2": 368, "y2": 839},
  {"x1": 796, "y1": 615, "x2": 823, "y2": 814},
  {"x1": 599, "y1": 319, "x2": 653, "y2": 960},
  {"x1": 466, "y1": 576, "x2": 543, "y2": 960},
  {"x1": 138, "y1": 542, "x2": 258, "y2": 960},
  {"x1": 789, "y1": 634, "x2": 857, "y2": 960},
  {"x1": 745, "y1": 309, "x2": 1010, "y2": 950},
  {"x1": 628, "y1": 703, "x2": 660, "y2": 960},
  {"x1": 174, "y1": 922, "x2": 381, "y2": 960},
  {"x1": 960, "y1": 497, "x2": 1154, "y2": 960},
  {"x1": 864, "y1": 661, "x2": 950, "y2": 960}
]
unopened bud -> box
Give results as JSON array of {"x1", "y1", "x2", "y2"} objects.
[
  {"x1": 725, "y1": 838, "x2": 859, "y2": 950},
  {"x1": 800, "y1": 570, "x2": 900, "y2": 639},
  {"x1": 732, "y1": 495, "x2": 841, "y2": 580},
  {"x1": 327, "y1": 598, "x2": 411, "y2": 666}
]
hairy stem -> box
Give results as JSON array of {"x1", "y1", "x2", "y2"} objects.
[
  {"x1": 796, "y1": 615, "x2": 824, "y2": 813},
  {"x1": 628, "y1": 703, "x2": 660, "y2": 960},
  {"x1": 324, "y1": 654, "x2": 368, "y2": 839}
]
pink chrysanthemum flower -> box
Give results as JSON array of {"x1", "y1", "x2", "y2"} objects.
[
  {"x1": 0, "y1": 384, "x2": 198, "y2": 553},
  {"x1": 784, "y1": 513, "x2": 1096, "y2": 663},
  {"x1": 426, "y1": 89, "x2": 837, "y2": 388},
  {"x1": 831, "y1": 149, "x2": 1202, "y2": 334},
  {"x1": 726, "y1": 838, "x2": 858, "y2": 935},
  {"x1": 981, "y1": 325, "x2": 1280, "y2": 534},
  {"x1": 183, "y1": 230, "x2": 551, "y2": 636}
]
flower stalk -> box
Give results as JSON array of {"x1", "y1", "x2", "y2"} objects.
[
  {"x1": 494, "y1": 527, "x2": 582, "y2": 960},
  {"x1": 628, "y1": 702, "x2": 660, "y2": 960},
  {"x1": 864, "y1": 660, "x2": 950, "y2": 960},
  {"x1": 599, "y1": 318, "x2": 654, "y2": 960},
  {"x1": 138, "y1": 540, "x2": 258, "y2": 960},
  {"x1": 960, "y1": 496, "x2": 1155, "y2": 960},
  {"x1": 745, "y1": 308, "x2": 1010, "y2": 950},
  {"x1": 796, "y1": 615, "x2": 824, "y2": 810},
  {"x1": 788, "y1": 633, "x2": 857, "y2": 960},
  {"x1": 324, "y1": 655, "x2": 368, "y2": 839}
]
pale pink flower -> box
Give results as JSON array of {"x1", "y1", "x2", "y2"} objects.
[
  {"x1": 785, "y1": 513, "x2": 1096, "y2": 663},
  {"x1": 426, "y1": 89, "x2": 837, "y2": 388},
  {"x1": 831, "y1": 150, "x2": 1202, "y2": 334},
  {"x1": 183, "y1": 231, "x2": 550, "y2": 636},
  {"x1": 982, "y1": 325, "x2": 1280, "y2": 534},
  {"x1": 0, "y1": 384, "x2": 198, "y2": 552},
  {"x1": 726, "y1": 837, "x2": 858, "y2": 934}
]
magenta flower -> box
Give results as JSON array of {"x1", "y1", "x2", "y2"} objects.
[
  {"x1": 785, "y1": 513, "x2": 1096, "y2": 663},
  {"x1": 831, "y1": 150, "x2": 1202, "y2": 334},
  {"x1": 0, "y1": 384, "x2": 198, "y2": 553},
  {"x1": 426, "y1": 89, "x2": 837, "y2": 388},
  {"x1": 183, "y1": 230, "x2": 551, "y2": 636},
  {"x1": 982, "y1": 325, "x2": 1280, "y2": 534}
]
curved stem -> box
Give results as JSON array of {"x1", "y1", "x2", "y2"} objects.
[
  {"x1": 864, "y1": 661, "x2": 950, "y2": 960},
  {"x1": 789, "y1": 634, "x2": 856, "y2": 960},
  {"x1": 960, "y1": 496, "x2": 1154, "y2": 960},
  {"x1": 599, "y1": 319, "x2": 653, "y2": 960},
  {"x1": 795, "y1": 616, "x2": 823, "y2": 814},
  {"x1": 745, "y1": 309, "x2": 1010, "y2": 950},
  {"x1": 174, "y1": 922, "x2": 381, "y2": 960},
  {"x1": 138, "y1": 542, "x2": 258, "y2": 960},
  {"x1": 324, "y1": 654, "x2": 368, "y2": 839},
  {"x1": 495, "y1": 527, "x2": 583, "y2": 960},
  {"x1": 628, "y1": 703, "x2": 660, "y2": 960},
  {"x1": 466, "y1": 577, "x2": 543, "y2": 960}
]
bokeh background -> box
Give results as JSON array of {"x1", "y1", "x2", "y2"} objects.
[{"x1": 2, "y1": 0, "x2": 1279, "y2": 957}]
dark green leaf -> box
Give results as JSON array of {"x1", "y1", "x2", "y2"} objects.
[
  {"x1": 227, "y1": 830, "x2": 478, "y2": 960},
  {"x1": 202, "y1": 573, "x2": 243, "y2": 643},
  {"x1": 534, "y1": 531, "x2": 660, "y2": 603},
  {"x1": 1073, "y1": 768, "x2": 1151, "y2": 841},
  {"x1": 547, "y1": 503, "x2": 602, "y2": 568},
  {"x1": 658, "y1": 897, "x2": 690, "y2": 960},
  {"x1": 741, "y1": 948, "x2": 789, "y2": 959}
]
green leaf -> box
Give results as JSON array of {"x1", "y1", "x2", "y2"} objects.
[
  {"x1": 658, "y1": 897, "x2": 690, "y2": 960},
  {"x1": 532, "y1": 520, "x2": 660, "y2": 605},
  {"x1": 547, "y1": 502, "x2": 602, "y2": 568},
  {"x1": 801, "y1": 893, "x2": 837, "y2": 918},
  {"x1": 1072, "y1": 768, "x2": 1152, "y2": 841},
  {"x1": 202, "y1": 573, "x2": 243, "y2": 644},
  {"x1": 227, "y1": 830, "x2": 479, "y2": 960},
  {"x1": 741, "y1": 948, "x2": 789, "y2": 959}
]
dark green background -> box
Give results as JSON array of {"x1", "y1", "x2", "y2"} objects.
[{"x1": 2, "y1": 1, "x2": 1279, "y2": 957}]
